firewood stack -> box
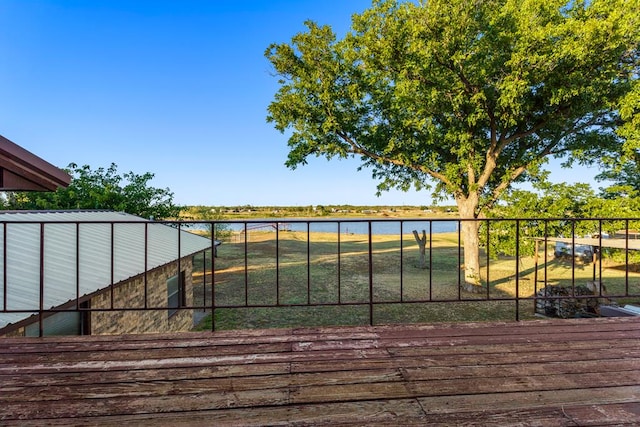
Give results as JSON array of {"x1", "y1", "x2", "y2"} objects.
[{"x1": 535, "y1": 281, "x2": 609, "y2": 318}]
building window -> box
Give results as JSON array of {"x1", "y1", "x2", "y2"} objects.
[
  {"x1": 25, "y1": 301, "x2": 90, "y2": 336},
  {"x1": 167, "y1": 271, "x2": 186, "y2": 318}
]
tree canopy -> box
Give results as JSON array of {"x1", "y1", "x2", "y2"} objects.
[
  {"x1": 266, "y1": 0, "x2": 640, "y2": 288},
  {"x1": 2, "y1": 163, "x2": 181, "y2": 220}
]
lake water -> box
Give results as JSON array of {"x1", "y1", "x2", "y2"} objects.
[{"x1": 200, "y1": 219, "x2": 459, "y2": 235}]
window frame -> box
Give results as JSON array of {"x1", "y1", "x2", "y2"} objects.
[{"x1": 167, "y1": 271, "x2": 186, "y2": 318}]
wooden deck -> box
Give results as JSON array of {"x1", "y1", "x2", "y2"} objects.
[{"x1": 1, "y1": 317, "x2": 640, "y2": 426}]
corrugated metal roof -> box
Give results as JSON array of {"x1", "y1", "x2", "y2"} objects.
[{"x1": 0, "y1": 211, "x2": 212, "y2": 329}]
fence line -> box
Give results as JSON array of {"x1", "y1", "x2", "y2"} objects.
[{"x1": 1, "y1": 217, "x2": 639, "y2": 336}]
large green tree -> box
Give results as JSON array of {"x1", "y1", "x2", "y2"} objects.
[
  {"x1": 266, "y1": 0, "x2": 640, "y2": 291},
  {"x1": 2, "y1": 163, "x2": 181, "y2": 220}
]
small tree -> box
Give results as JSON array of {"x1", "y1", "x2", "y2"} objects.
[
  {"x1": 2, "y1": 163, "x2": 181, "y2": 220},
  {"x1": 186, "y1": 205, "x2": 232, "y2": 241},
  {"x1": 266, "y1": 0, "x2": 640, "y2": 291}
]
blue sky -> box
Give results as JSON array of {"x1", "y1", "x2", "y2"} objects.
[{"x1": 0, "y1": 0, "x2": 600, "y2": 207}]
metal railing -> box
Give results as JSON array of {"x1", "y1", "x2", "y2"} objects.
[{"x1": 2, "y1": 216, "x2": 639, "y2": 336}]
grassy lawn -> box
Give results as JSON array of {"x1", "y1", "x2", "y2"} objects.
[{"x1": 191, "y1": 230, "x2": 640, "y2": 331}]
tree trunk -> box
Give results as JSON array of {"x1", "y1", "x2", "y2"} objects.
[
  {"x1": 456, "y1": 195, "x2": 484, "y2": 293},
  {"x1": 460, "y1": 220, "x2": 483, "y2": 292},
  {"x1": 412, "y1": 230, "x2": 428, "y2": 269}
]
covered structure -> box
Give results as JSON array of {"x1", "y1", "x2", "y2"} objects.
[
  {"x1": 533, "y1": 236, "x2": 640, "y2": 284},
  {"x1": 0, "y1": 134, "x2": 71, "y2": 191},
  {"x1": 0, "y1": 210, "x2": 212, "y2": 336},
  {"x1": 542, "y1": 236, "x2": 640, "y2": 251}
]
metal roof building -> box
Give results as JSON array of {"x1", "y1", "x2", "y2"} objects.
[{"x1": 0, "y1": 210, "x2": 212, "y2": 330}]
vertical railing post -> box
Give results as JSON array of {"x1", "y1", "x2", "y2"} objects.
[
  {"x1": 244, "y1": 222, "x2": 248, "y2": 306},
  {"x1": 177, "y1": 222, "x2": 182, "y2": 309},
  {"x1": 368, "y1": 221, "x2": 374, "y2": 326},
  {"x1": 399, "y1": 221, "x2": 404, "y2": 302},
  {"x1": 457, "y1": 220, "x2": 462, "y2": 300},
  {"x1": 276, "y1": 223, "x2": 280, "y2": 306},
  {"x1": 543, "y1": 220, "x2": 548, "y2": 288},
  {"x1": 485, "y1": 219, "x2": 490, "y2": 300},
  {"x1": 428, "y1": 220, "x2": 433, "y2": 301},
  {"x1": 571, "y1": 220, "x2": 576, "y2": 291},
  {"x1": 110, "y1": 222, "x2": 115, "y2": 310},
  {"x1": 337, "y1": 222, "x2": 342, "y2": 304},
  {"x1": 211, "y1": 222, "x2": 217, "y2": 332},
  {"x1": 2, "y1": 223, "x2": 6, "y2": 316},
  {"x1": 144, "y1": 222, "x2": 148, "y2": 309},
  {"x1": 39, "y1": 223, "x2": 45, "y2": 337},
  {"x1": 596, "y1": 219, "x2": 602, "y2": 283},
  {"x1": 625, "y1": 219, "x2": 630, "y2": 295},
  {"x1": 202, "y1": 231, "x2": 206, "y2": 312},
  {"x1": 307, "y1": 221, "x2": 311, "y2": 305},
  {"x1": 515, "y1": 219, "x2": 520, "y2": 321},
  {"x1": 75, "y1": 223, "x2": 80, "y2": 310}
]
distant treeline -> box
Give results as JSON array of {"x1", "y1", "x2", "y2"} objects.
[{"x1": 181, "y1": 205, "x2": 458, "y2": 220}]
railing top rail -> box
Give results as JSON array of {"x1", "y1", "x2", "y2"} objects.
[
  {"x1": 0, "y1": 216, "x2": 639, "y2": 225},
  {"x1": 166, "y1": 216, "x2": 640, "y2": 224}
]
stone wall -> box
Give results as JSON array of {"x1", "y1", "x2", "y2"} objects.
[{"x1": 90, "y1": 257, "x2": 195, "y2": 335}]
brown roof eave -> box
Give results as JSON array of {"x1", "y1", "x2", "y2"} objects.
[{"x1": 0, "y1": 135, "x2": 71, "y2": 191}]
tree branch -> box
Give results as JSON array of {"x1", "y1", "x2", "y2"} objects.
[
  {"x1": 483, "y1": 140, "x2": 561, "y2": 212},
  {"x1": 480, "y1": 104, "x2": 577, "y2": 189},
  {"x1": 335, "y1": 130, "x2": 456, "y2": 190}
]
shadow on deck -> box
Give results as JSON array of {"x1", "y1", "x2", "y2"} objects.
[{"x1": 1, "y1": 317, "x2": 640, "y2": 425}]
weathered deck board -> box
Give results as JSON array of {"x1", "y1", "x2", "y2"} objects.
[{"x1": 1, "y1": 317, "x2": 639, "y2": 425}]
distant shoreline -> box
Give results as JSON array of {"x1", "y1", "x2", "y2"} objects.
[
  {"x1": 187, "y1": 218, "x2": 460, "y2": 236},
  {"x1": 181, "y1": 205, "x2": 459, "y2": 221}
]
